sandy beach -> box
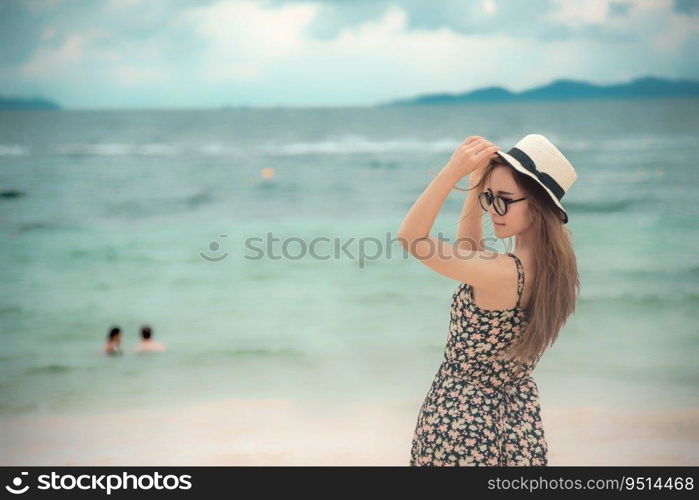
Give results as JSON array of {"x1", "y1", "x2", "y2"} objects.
[
  {"x1": 2, "y1": 398, "x2": 697, "y2": 466},
  {"x1": 2, "y1": 0, "x2": 698, "y2": 476}
]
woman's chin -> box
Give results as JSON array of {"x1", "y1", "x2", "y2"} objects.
[{"x1": 493, "y1": 224, "x2": 509, "y2": 236}]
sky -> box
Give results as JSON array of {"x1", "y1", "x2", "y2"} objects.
[{"x1": 1, "y1": 0, "x2": 698, "y2": 109}]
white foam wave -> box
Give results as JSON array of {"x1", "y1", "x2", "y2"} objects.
[
  {"x1": 259, "y1": 135, "x2": 462, "y2": 155},
  {"x1": 0, "y1": 144, "x2": 29, "y2": 156},
  {"x1": 550, "y1": 134, "x2": 695, "y2": 152},
  {"x1": 53, "y1": 143, "x2": 180, "y2": 156},
  {"x1": 22, "y1": 133, "x2": 696, "y2": 158},
  {"x1": 199, "y1": 143, "x2": 242, "y2": 155}
]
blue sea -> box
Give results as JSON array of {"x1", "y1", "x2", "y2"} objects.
[{"x1": 1, "y1": 98, "x2": 698, "y2": 419}]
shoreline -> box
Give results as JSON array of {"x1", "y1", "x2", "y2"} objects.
[{"x1": 1, "y1": 397, "x2": 697, "y2": 466}]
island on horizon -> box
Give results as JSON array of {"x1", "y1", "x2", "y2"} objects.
[
  {"x1": 0, "y1": 95, "x2": 61, "y2": 110},
  {"x1": 2, "y1": 75, "x2": 697, "y2": 111},
  {"x1": 377, "y1": 76, "x2": 699, "y2": 107}
]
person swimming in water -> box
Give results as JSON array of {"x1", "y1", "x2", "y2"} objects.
[
  {"x1": 133, "y1": 324, "x2": 166, "y2": 353},
  {"x1": 103, "y1": 326, "x2": 123, "y2": 355}
]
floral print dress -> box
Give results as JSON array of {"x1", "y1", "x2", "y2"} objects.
[{"x1": 410, "y1": 252, "x2": 548, "y2": 466}]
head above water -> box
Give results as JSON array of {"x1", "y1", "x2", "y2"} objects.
[
  {"x1": 108, "y1": 326, "x2": 121, "y2": 341},
  {"x1": 140, "y1": 325, "x2": 152, "y2": 340}
]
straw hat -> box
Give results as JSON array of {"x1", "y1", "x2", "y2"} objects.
[{"x1": 495, "y1": 134, "x2": 577, "y2": 224}]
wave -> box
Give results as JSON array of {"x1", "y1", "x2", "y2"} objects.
[
  {"x1": 262, "y1": 134, "x2": 696, "y2": 156},
  {"x1": 12, "y1": 132, "x2": 696, "y2": 159},
  {"x1": 198, "y1": 143, "x2": 242, "y2": 156},
  {"x1": 563, "y1": 199, "x2": 637, "y2": 213},
  {"x1": 184, "y1": 347, "x2": 305, "y2": 365},
  {"x1": 105, "y1": 190, "x2": 214, "y2": 217},
  {"x1": 616, "y1": 265, "x2": 699, "y2": 279},
  {"x1": 25, "y1": 364, "x2": 74, "y2": 375},
  {"x1": 51, "y1": 142, "x2": 245, "y2": 156},
  {"x1": 259, "y1": 135, "x2": 460, "y2": 155},
  {"x1": 0, "y1": 189, "x2": 26, "y2": 199},
  {"x1": 43, "y1": 137, "x2": 462, "y2": 157},
  {"x1": 53, "y1": 143, "x2": 181, "y2": 156},
  {"x1": 540, "y1": 134, "x2": 697, "y2": 152},
  {"x1": 0, "y1": 305, "x2": 22, "y2": 317},
  {"x1": 0, "y1": 144, "x2": 29, "y2": 156},
  {"x1": 48, "y1": 143, "x2": 246, "y2": 157},
  {"x1": 15, "y1": 221, "x2": 49, "y2": 233},
  {"x1": 579, "y1": 291, "x2": 699, "y2": 304},
  {"x1": 217, "y1": 347, "x2": 303, "y2": 357},
  {"x1": 65, "y1": 248, "x2": 160, "y2": 264},
  {"x1": 7, "y1": 221, "x2": 52, "y2": 237}
]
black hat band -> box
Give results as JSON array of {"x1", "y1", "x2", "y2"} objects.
[{"x1": 507, "y1": 147, "x2": 565, "y2": 201}]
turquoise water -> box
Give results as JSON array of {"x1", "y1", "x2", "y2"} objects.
[{"x1": 1, "y1": 98, "x2": 698, "y2": 418}]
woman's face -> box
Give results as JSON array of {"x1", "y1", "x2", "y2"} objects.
[{"x1": 483, "y1": 166, "x2": 531, "y2": 238}]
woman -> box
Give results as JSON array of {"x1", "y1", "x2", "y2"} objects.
[
  {"x1": 398, "y1": 134, "x2": 579, "y2": 466},
  {"x1": 104, "y1": 326, "x2": 123, "y2": 356}
]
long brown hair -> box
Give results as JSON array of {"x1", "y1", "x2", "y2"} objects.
[{"x1": 455, "y1": 158, "x2": 580, "y2": 367}]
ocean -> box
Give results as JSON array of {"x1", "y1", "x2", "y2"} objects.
[{"x1": 1, "y1": 97, "x2": 698, "y2": 419}]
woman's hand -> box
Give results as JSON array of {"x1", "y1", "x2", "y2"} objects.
[{"x1": 443, "y1": 136, "x2": 499, "y2": 180}]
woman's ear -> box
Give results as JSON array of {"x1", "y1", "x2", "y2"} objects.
[{"x1": 526, "y1": 204, "x2": 535, "y2": 226}]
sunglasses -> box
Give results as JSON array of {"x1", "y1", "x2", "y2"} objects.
[{"x1": 478, "y1": 189, "x2": 527, "y2": 216}]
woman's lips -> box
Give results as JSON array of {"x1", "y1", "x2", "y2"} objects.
[{"x1": 494, "y1": 222, "x2": 505, "y2": 226}]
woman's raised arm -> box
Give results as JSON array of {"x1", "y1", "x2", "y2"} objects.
[
  {"x1": 396, "y1": 137, "x2": 502, "y2": 286},
  {"x1": 455, "y1": 172, "x2": 486, "y2": 252}
]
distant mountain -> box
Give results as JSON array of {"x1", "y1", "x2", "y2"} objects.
[
  {"x1": 378, "y1": 76, "x2": 699, "y2": 106},
  {"x1": 0, "y1": 95, "x2": 61, "y2": 110}
]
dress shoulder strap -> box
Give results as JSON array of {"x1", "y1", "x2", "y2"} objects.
[{"x1": 506, "y1": 252, "x2": 525, "y2": 309}]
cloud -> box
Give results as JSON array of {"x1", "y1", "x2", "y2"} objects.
[
  {"x1": 0, "y1": 0, "x2": 697, "y2": 108},
  {"x1": 547, "y1": 0, "x2": 611, "y2": 26},
  {"x1": 272, "y1": 0, "x2": 571, "y2": 41},
  {"x1": 178, "y1": 0, "x2": 319, "y2": 82},
  {"x1": 20, "y1": 33, "x2": 85, "y2": 79}
]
